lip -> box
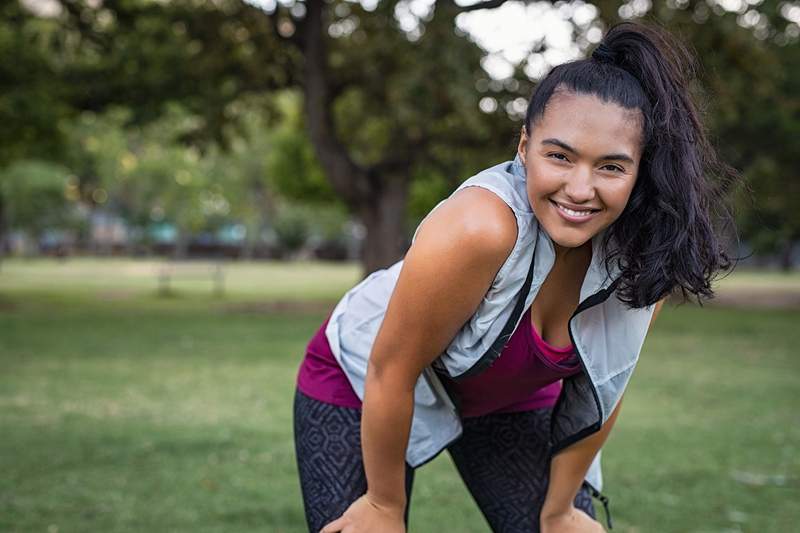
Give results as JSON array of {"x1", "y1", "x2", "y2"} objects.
[{"x1": 550, "y1": 199, "x2": 601, "y2": 224}]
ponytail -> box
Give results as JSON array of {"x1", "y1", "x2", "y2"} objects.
[{"x1": 523, "y1": 21, "x2": 738, "y2": 308}]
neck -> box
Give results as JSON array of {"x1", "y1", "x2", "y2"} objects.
[{"x1": 553, "y1": 239, "x2": 592, "y2": 264}]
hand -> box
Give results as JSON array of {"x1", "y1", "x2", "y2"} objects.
[
  {"x1": 319, "y1": 493, "x2": 406, "y2": 533},
  {"x1": 541, "y1": 505, "x2": 606, "y2": 533}
]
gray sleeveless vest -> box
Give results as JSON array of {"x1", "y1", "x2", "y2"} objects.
[{"x1": 324, "y1": 153, "x2": 657, "y2": 491}]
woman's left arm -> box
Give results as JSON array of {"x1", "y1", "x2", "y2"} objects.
[{"x1": 540, "y1": 298, "x2": 666, "y2": 532}]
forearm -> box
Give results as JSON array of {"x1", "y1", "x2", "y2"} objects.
[
  {"x1": 542, "y1": 399, "x2": 623, "y2": 518},
  {"x1": 542, "y1": 301, "x2": 662, "y2": 522},
  {"x1": 361, "y1": 368, "x2": 415, "y2": 511}
]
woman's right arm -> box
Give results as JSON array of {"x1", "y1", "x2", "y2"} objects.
[{"x1": 320, "y1": 187, "x2": 517, "y2": 532}]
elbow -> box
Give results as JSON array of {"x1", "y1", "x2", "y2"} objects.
[{"x1": 365, "y1": 357, "x2": 418, "y2": 396}]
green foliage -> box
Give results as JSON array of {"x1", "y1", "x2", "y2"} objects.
[
  {"x1": 0, "y1": 160, "x2": 75, "y2": 233},
  {"x1": 325, "y1": 0, "x2": 515, "y2": 180},
  {"x1": 52, "y1": 0, "x2": 297, "y2": 147},
  {"x1": 0, "y1": 3, "x2": 69, "y2": 166},
  {"x1": 726, "y1": 41, "x2": 800, "y2": 257},
  {"x1": 270, "y1": 200, "x2": 350, "y2": 256},
  {"x1": 265, "y1": 91, "x2": 337, "y2": 205},
  {"x1": 60, "y1": 106, "x2": 212, "y2": 236},
  {"x1": 56, "y1": 104, "x2": 252, "y2": 241},
  {"x1": 266, "y1": 126, "x2": 334, "y2": 205},
  {"x1": 408, "y1": 168, "x2": 452, "y2": 225},
  {"x1": 272, "y1": 203, "x2": 311, "y2": 254},
  {"x1": 40, "y1": 92, "x2": 340, "y2": 253},
  {"x1": 3, "y1": 0, "x2": 799, "y2": 262}
]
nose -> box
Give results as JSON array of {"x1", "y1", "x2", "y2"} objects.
[{"x1": 563, "y1": 166, "x2": 596, "y2": 204}]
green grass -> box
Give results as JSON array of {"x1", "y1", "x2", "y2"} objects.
[{"x1": 1, "y1": 258, "x2": 798, "y2": 532}]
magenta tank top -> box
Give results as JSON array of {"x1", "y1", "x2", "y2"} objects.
[{"x1": 295, "y1": 307, "x2": 582, "y2": 417}]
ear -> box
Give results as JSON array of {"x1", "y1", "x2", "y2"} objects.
[{"x1": 517, "y1": 126, "x2": 528, "y2": 165}]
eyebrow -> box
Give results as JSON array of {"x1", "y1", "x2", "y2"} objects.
[{"x1": 541, "y1": 138, "x2": 635, "y2": 164}]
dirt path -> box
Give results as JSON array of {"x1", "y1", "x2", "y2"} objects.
[{"x1": 703, "y1": 287, "x2": 800, "y2": 309}]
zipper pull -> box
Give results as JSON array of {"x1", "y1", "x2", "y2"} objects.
[{"x1": 587, "y1": 485, "x2": 614, "y2": 530}]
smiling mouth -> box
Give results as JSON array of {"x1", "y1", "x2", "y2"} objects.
[{"x1": 550, "y1": 200, "x2": 601, "y2": 219}]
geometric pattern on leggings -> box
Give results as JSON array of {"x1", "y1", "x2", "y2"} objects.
[
  {"x1": 447, "y1": 409, "x2": 595, "y2": 532},
  {"x1": 294, "y1": 388, "x2": 594, "y2": 533},
  {"x1": 293, "y1": 389, "x2": 415, "y2": 532}
]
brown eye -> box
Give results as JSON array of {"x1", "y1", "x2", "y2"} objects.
[{"x1": 602, "y1": 164, "x2": 624, "y2": 172}]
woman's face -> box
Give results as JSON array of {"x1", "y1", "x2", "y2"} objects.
[{"x1": 518, "y1": 89, "x2": 643, "y2": 252}]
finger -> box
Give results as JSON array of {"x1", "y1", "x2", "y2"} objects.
[{"x1": 319, "y1": 517, "x2": 345, "y2": 533}]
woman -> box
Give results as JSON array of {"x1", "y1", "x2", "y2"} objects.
[{"x1": 293, "y1": 21, "x2": 735, "y2": 533}]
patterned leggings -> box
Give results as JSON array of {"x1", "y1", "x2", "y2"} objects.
[{"x1": 293, "y1": 388, "x2": 597, "y2": 532}]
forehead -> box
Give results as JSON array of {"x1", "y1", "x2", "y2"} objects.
[{"x1": 533, "y1": 90, "x2": 644, "y2": 158}]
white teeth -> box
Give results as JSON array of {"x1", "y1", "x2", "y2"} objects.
[{"x1": 556, "y1": 202, "x2": 595, "y2": 217}]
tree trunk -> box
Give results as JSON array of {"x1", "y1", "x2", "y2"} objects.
[
  {"x1": 174, "y1": 228, "x2": 189, "y2": 259},
  {"x1": 302, "y1": 0, "x2": 371, "y2": 210},
  {"x1": 304, "y1": 0, "x2": 397, "y2": 277},
  {"x1": 359, "y1": 175, "x2": 410, "y2": 276}
]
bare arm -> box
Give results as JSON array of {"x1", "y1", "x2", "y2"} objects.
[
  {"x1": 541, "y1": 298, "x2": 666, "y2": 531},
  {"x1": 321, "y1": 187, "x2": 518, "y2": 532},
  {"x1": 363, "y1": 187, "x2": 517, "y2": 510},
  {"x1": 540, "y1": 396, "x2": 624, "y2": 531}
]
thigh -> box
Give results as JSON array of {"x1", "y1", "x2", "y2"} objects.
[
  {"x1": 446, "y1": 408, "x2": 595, "y2": 533},
  {"x1": 292, "y1": 388, "x2": 415, "y2": 532}
]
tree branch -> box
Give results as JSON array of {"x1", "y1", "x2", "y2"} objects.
[{"x1": 302, "y1": 0, "x2": 371, "y2": 208}]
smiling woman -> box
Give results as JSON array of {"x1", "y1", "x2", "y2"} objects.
[
  {"x1": 519, "y1": 93, "x2": 644, "y2": 250},
  {"x1": 293, "y1": 20, "x2": 738, "y2": 533}
]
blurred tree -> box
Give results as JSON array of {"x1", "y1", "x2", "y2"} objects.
[
  {"x1": 0, "y1": 3, "x2": 68, "y2": 164},
  {"x1": 0, "y1": 1, "x2": 72, "y2": 256},
  {"x1": 60, "y1": 109, "x2": 134, "y2": 251},
  {"x1": 297, "y1": 0, "x2": 520, "y2": 274},
  {"x1": 9, "y1": 0, "x2": 799, "y2": 272},
  {"x1": 265, "y1": 91, "x2": 335, "y2": 206},
  {"x1": 729, "y1": 40, "x2": 800, "y2": 268},
  {"x1": 0, "y1": 160, "x2": 75, "y2": 250},
  {"x1": 64, "y1": 106, "x2": 231, "y2": 257},
  {"x1": 203, "y1": 94, "x2": 286, "y2": 259},
  {"x1": 39, "y1": 0, "x2": 520, "y2": 275}
]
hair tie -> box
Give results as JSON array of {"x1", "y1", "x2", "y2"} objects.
[{"x1": 592, "y1": 42, "x2": 618, "y2": 64}]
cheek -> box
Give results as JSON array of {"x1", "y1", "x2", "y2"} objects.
[
  {"x1": 525, "y1": 164, "x2": 561, "y2": 200},
  {"x1": 601, "y1": 182, "x2": 636, "y2": 215}
]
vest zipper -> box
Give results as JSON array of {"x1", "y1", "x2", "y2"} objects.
[
  {"x1": 549, "y1": 279, "x2": 620, "y2": 531},
  {"x1": 550, "y1": 277, "x2": 622, "y2": 455},
  {"x1": 583, "y1": 481, "x2": 614, "y2": 529}
]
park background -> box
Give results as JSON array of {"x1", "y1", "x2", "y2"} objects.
[{"x1": 2, "y1": 0, "x2": 799, "y2": 531}]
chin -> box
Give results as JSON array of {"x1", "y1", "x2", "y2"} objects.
[
  {"x1": 551, "y1": 234, "x2": 592, "y2": 249},
  {"x1": 540, "y1": 220, "x2": 596, "y2": 249}
]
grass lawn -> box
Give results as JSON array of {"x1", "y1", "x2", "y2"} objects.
[{"x1": 1, "y1": 258, "x2": 798, "y2": 532}]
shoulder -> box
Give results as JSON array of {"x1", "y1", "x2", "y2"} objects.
[
  {"x1": 414, "y1": 185, "x2": 518, "y2": 261},
  {"x1": 370, "y1": 185, "x2": 519, "y2": 377}
]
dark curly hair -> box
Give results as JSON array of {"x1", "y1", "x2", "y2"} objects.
[{"x1": 523, "y1": 21, "x2": 739, "y2": 309}]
